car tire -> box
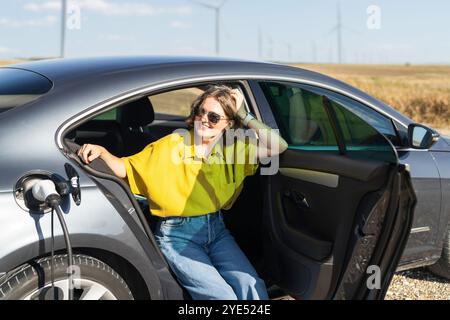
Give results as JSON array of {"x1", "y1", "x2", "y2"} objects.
[
  {"x1": 0, "y1": 254, "x2": 134, "y2": 300},
  {"x1": 429, "y1": 224, "x2": 450, "y2": 280}
]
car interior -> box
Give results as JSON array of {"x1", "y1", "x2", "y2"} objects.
[
  {"x1": 63, "y1": 82, "x2": 400, "y2": 300},
  {"x1": 63, "y1": 83, "x2": 279, "y2": 297}
]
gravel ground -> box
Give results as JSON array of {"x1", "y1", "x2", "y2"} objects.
[{"x1": 386, "y1": 268, "x2": 450, "y2": 300}]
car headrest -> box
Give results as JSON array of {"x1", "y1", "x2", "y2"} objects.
[{"x1": 120, "y1": 97, "x2": 155, "y2": 128}]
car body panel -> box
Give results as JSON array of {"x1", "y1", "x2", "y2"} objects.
[
  {"x1": 0, "y1": 186, "x2": 181, "y2": 299},
  {"x1": 429, "y1": 151, "x2": 450, "y2": 245},
  {"x1": 396, "y1": 150, "x2": 442, "y2": 265}
]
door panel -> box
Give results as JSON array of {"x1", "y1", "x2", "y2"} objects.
[
  {"x1": 280, "y1": 150, "x2": 389, "y2": 182},
  {"x1": 265, "y1": 150, "x2": 391, "y2": 298},
  {"x1": 279, "y1": 167, "x2": 339, "y2": 188}
]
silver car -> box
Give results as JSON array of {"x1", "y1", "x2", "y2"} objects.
[{"x1": 0, "y1": 56, "x2": 449, "y2": 300}]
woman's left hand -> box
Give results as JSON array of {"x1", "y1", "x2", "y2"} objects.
[{"x1": 230, "y1": 89, "x2": 247, "y2": 119}]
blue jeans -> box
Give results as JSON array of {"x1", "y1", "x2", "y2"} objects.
[{"x1": 154, "y1": 210, "x2": 268, "y2": 300}]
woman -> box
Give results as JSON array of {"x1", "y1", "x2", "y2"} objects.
[{"x1": 78, "y1": 85, "x2": 288, "y2": 300}]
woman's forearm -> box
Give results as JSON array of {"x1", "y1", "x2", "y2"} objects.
[
  {"x1": 99, "y1": 147, "x2": 127, "y2": 178},
  {"x1": 245, "y1": 116, "x2": 288, "y2": 156}
]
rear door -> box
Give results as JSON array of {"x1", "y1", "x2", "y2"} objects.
[{"x1": 248, "y1": 80, "x2": 416, "y2": 300}]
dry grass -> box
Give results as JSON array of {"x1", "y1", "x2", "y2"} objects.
[
  {"x1": 0, "y1": 60, "x2": 22, "y2": 66},
  {"x1": 293, "y1": 64, "x2": 450, "y2": 134}
]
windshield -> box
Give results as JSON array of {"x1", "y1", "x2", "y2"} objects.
[{"x1": 0, "y1": 68, "x2": 52, "y2": 114}]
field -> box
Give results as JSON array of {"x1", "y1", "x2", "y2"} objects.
[
  {"x1": 0, "y1": 60, "x2": 22, "y2": 66},
  {"x1": 293, "y1": 64, "x2": 450, "y2": 135}
]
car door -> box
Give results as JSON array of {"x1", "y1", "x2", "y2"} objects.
[
  {"x1": 248, "y1": 80, "x2": 416, "y2": 300},
  {"x1": 323, "y1": 96, "x2": 442, "y2": 269}
]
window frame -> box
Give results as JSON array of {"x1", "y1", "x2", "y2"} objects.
[
  {"x1": 56, "y1": 74, "x2": 408, "y2": 151},
  {"x1": 58, "y1": 79, "x2": 261, "y2": 150}
]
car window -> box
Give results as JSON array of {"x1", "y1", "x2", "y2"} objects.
[
  {"x1": 326, "y1": 92, "x2": 400, "y2": 146},
  {"x1": 259, "y1": 81, "x2": 338, "y2": 151},
  {"x1": 0, "y1": 68, "x2": 52, "y2": 114},
  {"x1": 149, "y1": 87, "x2": 205, "y2": 119},
  {"x1": 259, "y1": 81, "x2": 397, "y2": 162},
  {"x1": 92, "y1": 86, "x2": 201, "y2": 122},
  {"x1": 93, "y1": 108, "x2": 118, "y2": 121},
  {"x1": 328, "y1": 98, "x2": 392, "y2": 148}
]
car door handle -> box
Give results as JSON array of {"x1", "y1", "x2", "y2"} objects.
[{"x1": 283, "y1": 190, "x2": 311, "y2": 210}]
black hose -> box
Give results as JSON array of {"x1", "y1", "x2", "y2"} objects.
[
  {"x1": 51, "y1": 210, "x2": 55, "y2": 298},
  {"x1": 53, "y1": 204, "x2": 74, "y2": 300}
]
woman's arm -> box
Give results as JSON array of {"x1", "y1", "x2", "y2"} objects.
[
  {"x1": 78, "y1": 144, "x2": 127, "y2": 178},
  {"x1": 244, "y1": 116, "x2": 288, "y2": 157},
  {"x1": 231, "y1": 89, "x2": 288, "y2": 157}
]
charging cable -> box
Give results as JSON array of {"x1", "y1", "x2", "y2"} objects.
[{"x1": 32, "y1": 179, "x2": 74, "y2": 300}]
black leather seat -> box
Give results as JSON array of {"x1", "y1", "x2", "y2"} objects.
[
  {"x1": 73, "y1": 120, "x2": 124, "y2": 157},
  {"x1": 68, "y1": 96, "x2": 156, "y2": 158},
  {"x1": 119, "y1": 97, "x2": 157, "y2": 156}
]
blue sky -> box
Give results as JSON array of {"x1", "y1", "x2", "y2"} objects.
[{"x1": 1, "y1": 0, "x2": 449, "y2": 64}]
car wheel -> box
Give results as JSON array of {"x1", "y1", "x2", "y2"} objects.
[
  {"x1": 0, "y1": 254, "x2": 134, "y2": 300},
  {"x1": 428, "y1": 223, "x2": 450, "y2": 280}
]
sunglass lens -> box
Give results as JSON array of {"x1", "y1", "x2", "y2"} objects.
[{"x1": 207, "y1": 112, "x2": 221, "y2": 124}]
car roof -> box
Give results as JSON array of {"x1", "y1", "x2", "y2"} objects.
[
  {"x1": 9, "y1": 55, "x2": 337, "y2": 87},
  {"x1": 10, "y1": 56, "x2": 261, "y2": 83},
  {"x1": 2, "y1": 56, "x2": 413, "y2": 126}
]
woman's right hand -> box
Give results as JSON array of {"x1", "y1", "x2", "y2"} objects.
[{"x1": 77, "y1": 144, "x2": 105, "y2": 164}]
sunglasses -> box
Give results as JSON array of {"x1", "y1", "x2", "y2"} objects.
[{"x1": 194, "y1": 106, "x2": 230, "y2": 125}]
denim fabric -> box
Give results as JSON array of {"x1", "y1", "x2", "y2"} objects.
[{"x1": 154, "y1": 211, "x2": 268, "y2": 300}]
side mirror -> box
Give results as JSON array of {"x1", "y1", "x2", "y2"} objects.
[{"x1": 408, "y1": 123, "x2": 440, "y2": 149}]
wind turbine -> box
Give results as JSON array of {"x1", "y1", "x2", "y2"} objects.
[
  {"x1": 60, "y1": 0, "x2": 67, "y2": 58},
  {"x1": 285, "y1": 42, "x2": 292, "y2": 62},
  {"x1": 311, "y1": 41, "x2": 317, "y2": 63},
  {"x1": 191, "y1": 0, "x2": 227, "y2": 55},
  {"x1": 326, "y1": 2, "x2": 363, "y2": 64},
  {"x1": 325, "y1": 2, "x2": 343, "y2": 63},
  {"x1": 258, "y1": 26, "x2": 263, "y2": 60},
  {"x1": 336, "y1": 2, "x2": 342, "y2": 64}
]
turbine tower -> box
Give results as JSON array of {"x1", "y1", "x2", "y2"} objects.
[
  {"x1": 192, "y1": 0, "x2": 227, "y2": 55},
  {"x1": 337, "y1": 2, "x2": 342, "y2": 64},
  {"x1": 60, "y1": 0, "x2": 67, "y2": 58},
  {"x1": 326, "y1": 2, "x2": 343, "y2": 63},
  {"x1": 258, "y1": 26, "x2": 263, "y2": 60}
]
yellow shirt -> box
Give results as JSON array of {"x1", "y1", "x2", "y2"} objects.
[{"x1": 121, "y1": 129, "x2": 259, "y2": 217}]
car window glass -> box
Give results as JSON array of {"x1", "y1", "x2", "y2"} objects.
[
  {"x1": 93, "y1": 108, "x2": 118, "y2": 121},
  {"x1": 150, "y1": 87, "x2": 205, "y2": 119},
  {"x1": 259, "y1": 81, "x2": 397, "y2": 163},
  {"x1": 259, "y1": 81, "x2": 338, "y2": 152},
  {"x1": 326, "y1": 92, "x2": 400, "y2": 146}
]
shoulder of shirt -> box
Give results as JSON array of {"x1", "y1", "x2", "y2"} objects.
[{"x1": 147, "y1": 131, "x2": 187, "y2": 149}]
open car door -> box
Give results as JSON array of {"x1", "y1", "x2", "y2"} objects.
[{"x1": 249, "y1": 80, "x2": 416, "y2": 300}]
